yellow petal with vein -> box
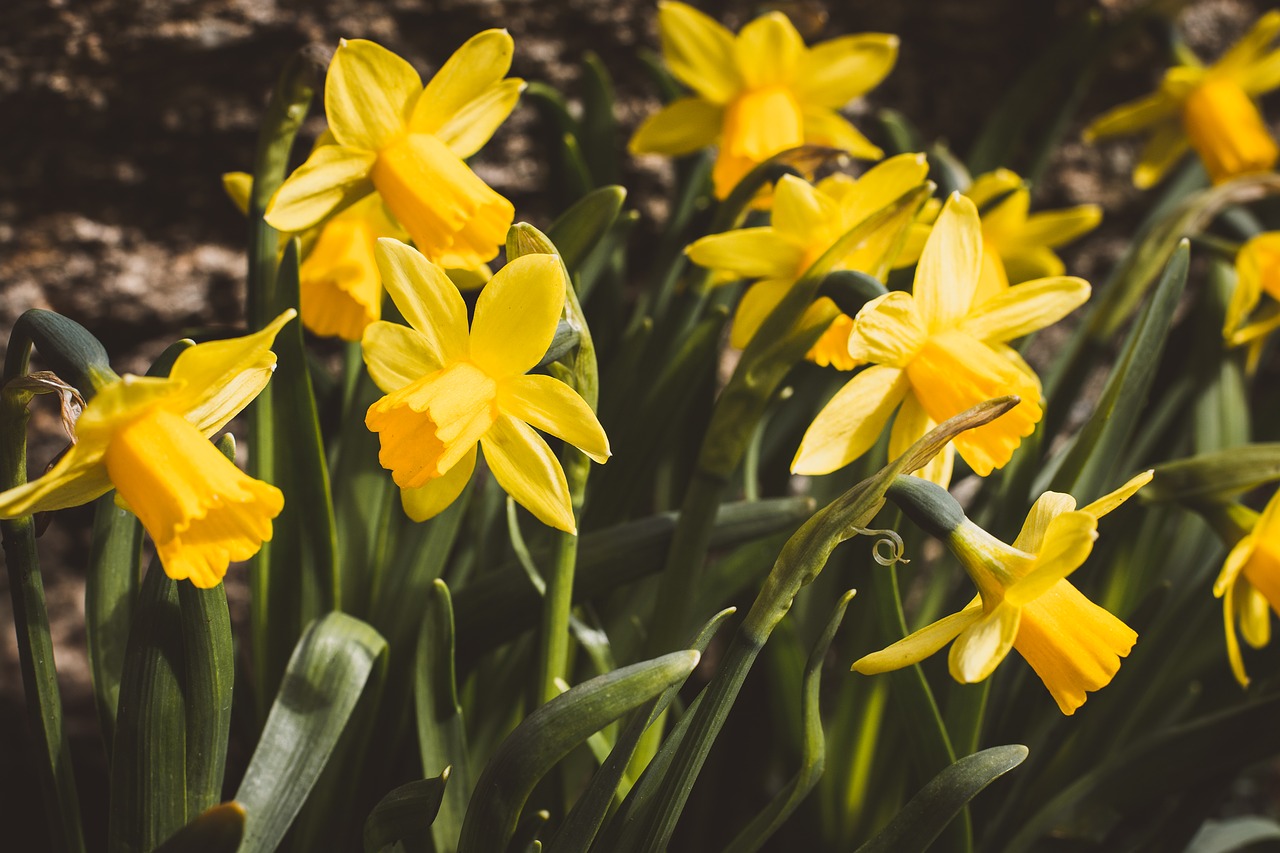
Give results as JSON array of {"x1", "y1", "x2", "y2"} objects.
[
  {"x1": 436, "y1": 79, "x2": 525, "y2": 160},
  {"x1": 361, "y1": 321, "x2": 442, "y2": 393},
  {"x1": 657, "y1": 1, "x2": 741, "y2": 104},
  {"x1": 374, "y1": 239, "x2": 470, "y2": 364},
  {"x1": 1079, "y1": 470, "x2": 1153, "y2": 519},
  {"x1": 949, "y1": 603, "x2": 1020, "y2": 683},
  {"x1": 959, "y1": 276, "x2": 1090, "y2": 344},
  {"x1": 852, "y1": 600, "x2": 982, "y2": 674},
  {"x1": 629, "y1": 97, "x2": 724, "y2": 156},
  {"x1": 326, "y1": 39, "x2": 421, "y2": 151},
  {"x1": 470, "y1": 254, "x2": 566, "y2": 379},
  {"x1": 400, "y1": 445, "x2": 477, "y2": 522},
  {"x1": 915, "y1": 193, "x2": 982, "y2": 333},
  {"x1": 685, "y1": 228, "x2": 803, "y2": 280},
  {"x1": 499, "y1": 374, "x2": 610, "y2": 463},
  {"x1": 733, "y1": 12, "x2": 804, "y2": 89},
  {"x1": 412, "y1": 29, "x2": 515, "y2": 134},
  {"x1": 482, "y1": 415, "x2": 576, "y2": 533},
  {"x1": 791, "y1": 365, "x2": 908, "y2": 475},
  {"x1": 265, "y1": 145, "x2": 376, "y2": 233}
]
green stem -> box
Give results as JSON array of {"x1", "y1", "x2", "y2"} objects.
[{"x1": 537, "y1": 447, "x2": 591, "y2": 703}]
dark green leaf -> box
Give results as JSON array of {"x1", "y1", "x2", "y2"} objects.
[
  {"x1": 86, "y1": 493, "x2": 141, "y2": 757},
  {"x1": 363, "y1": 774, "x2": 448, "y2": 853}
]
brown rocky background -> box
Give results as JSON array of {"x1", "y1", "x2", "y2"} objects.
[{"x1": 1, "y1": 0, "x2": 1273, "y2": 848}]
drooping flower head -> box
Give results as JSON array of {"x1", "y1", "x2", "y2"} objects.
[
  {"x1": 1085, "y1": 11, "x2": 1280, "y2": 187},
  {"x1": 1214, "y1": 487, "x2": 1280, "y2": 687},
  {"x1": 685, "y1": 153, "x2": 929, "y2": 368},
  {"x1": 629, "y1": 1, "x2": 897, "y2": 199},
  {"x1": 1223, "y1": 232, "x2": 1280, "y2": 370},
  {"x1": 362, "y1": 240, "x2": 610, "y2": 532},
  {"x1": 266, "y1": 33, "x2": 523, "y2": 269},
  {"x1": 855, "y1": 472, "x2": 1150, "y2": 715},
  {"x1": 792, "y1": 193, "x2": 1090, "y2": 486},
  {"x1": 0, "y1": 313, "x2": 295, "y2": 587},
  {"x1": 895, "y1": 169, "x2": 1102, "y2": 301}
]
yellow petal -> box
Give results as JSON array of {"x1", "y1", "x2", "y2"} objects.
[
  {"x1": 804, "y1": 305, "x2": 859, "y2": 371},
  {"x1": 499, "y1": 374, "x2": 610, "y2": 463},
  {"x1": 685, "y1": 228, "x2": 804, "y2": 280},
  {"x1": 800, "y1": 106, "x2": 883, "y2": 160},
  {"x1": 1084, "y1": 91, "x2": 1180, "y2": 141},
  {"x1": 435, "y1": 78, "x2": 525, "y2": 160},
  {"x1": 628, "y1": 97, "x2": 724, "y2": 156},
  {"x1": 1132, "y1": 122, "x2": 1190, "y2": 190},
  {"x1": 1079, "y1": 470, "x2": 1153, "y2": 519},
  {"x1": 891, "y1": 220, "x2": 931, "y2": 269},
  {"x1": 373, "y1": 238, "x2": 470, "y2": 365},
  {"x1": 1000, "y1": 247, "x2": 1065, "y2": 285},
  {"x1": 470, "y1": 254, "x2": 566, "y2": 379},
  {"x1": 105, "y1": 408, "x2": 282, "y2": 587},
  {"x1": 1223, "y1": 579, "x2": 1250, "y2": 687},
  {"x1": 298, "y1": 209, "x2": 383, "y2": 341},
  {"x1": 959, "y1": 276, "x2": 1091, "y2": 343},
  {"x1": 733, "y1": 12, "x2": 804, "y2": 89},
  {"x1": 794, "y1": 33, "x2": 898, "y2": 108},
  {"x1": 361, "y1": 321, "x2": 441, "y2": 394},
  {"x1": 949, "y1": 602, "x2": 1021, "y2": 683},
  {"x1": 1181, "y1": 78, "x2": 1279, "y2": 184},
  {"x1": 1227, "y1": 232, "x2": 1280, "y2": 337},
  {"x1": 400, "y1": 444, "x2": 477, "y2": 522},
  {"x1": 326, "y1": 39, "x2": 421, "y2": 151},
  {"x1": 852, "y1": 600, "x2": 982, "y2": 674},
  {"x1": 729, "y1": 279, "x2": 791, "y2": 350},
  {"x1": 0, "y1": 440, "x2": 112, "y2": 517},
  {"x1": 1240, "y1": 581, "x2": 1272, "y2": 650},
  {"x1": 791, "y1": 365, "x2": 908, "y2": 475},
  {"x1": 771, "y1": 174, "x2": 840, "y2": 246},
  {"x1": 720, "y1": 83, "x2": 804, "y2": 163},
  {"x1": 1011, "y1": 491, "x2": 1077, "y2": 553},
  {"x1": 848, "y1": 291, "x2": 926, "y2": 367},
  {"x1": 657, "y1": 1, "x2": 741, "y2": 104},
  {"x1": 966, "y1": 169, "x2": 1023, "y2": 210},
  {"x1": 915, "y1": 193, "x2": 983, "y2": 333},
  {"x1": 1006, "y1": 511, "x2": 1099, "y2": 606},
  {"x1": 481, "y1": 414, "x2": 576, "y2": 533},
  {"x1": 1214, "y1": 11, "x2": 1280, "y2": 80},
  {"x1": 834, "y1": 154, "x2": 930, "y2": 239},
  {"x1": 264, "y1": 145, "x2": 376, "y2": 233},
  {"x1": 888, "y1": 394, "x2": 951, "y2": 486},
  {"x1": 223, "y1": 171, "x2": 252, "y2": 216},
  {"x1": 1240, "y1": 48, "x2": 1280, "y2": 95},
  {"x1": 412, "y1": 29, "x2": 515, "y2": 135},
  {"x1": 1017, "y1": 204, "x2": 1103, "y2": 249},
  {"x1": 168, "y1": 310, "x2": 295, "y2": 436},
  {"x1": 1216, "y1": 534, "x2": 1257, "y2": 598}
]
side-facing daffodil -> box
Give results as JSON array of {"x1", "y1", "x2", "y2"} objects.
[
  {"x1": 855, "y1": 472, "x2": 1150, "y2": 715},
  {"x1": 792, "y1": 193, "x2": 1090, "y2": 486},
  {"x1": 895, "y1": 169, "x2": 1102, "y2": 300},
  {"x1": 1214, "y1": 487, "x2": 1280, "y2": 687},
  {"x1": 685, "y1": 153, "x2": 928, "y2": 368},
  {"x1": 362, "y1": 239, "x2": 610, "y2": 532},
  {"x1": 1085, "y1": 11, "x2": 1280, "y2": 187},
  {"x1": 629, "y1": 0, "x2": 897, "y2": 199},
  {"x1": 265, "y1": 33, "x2": 523, "y2": 268},
  {"x1": 0, "y1": 312, "x2": 295, "y2": 588},
  {"x1": 1224, "y1": 231, "x2": 1280, "y2": 370}
]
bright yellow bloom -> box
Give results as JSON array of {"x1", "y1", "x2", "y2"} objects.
[
  {"x1": 362, "y1": 240, "x2": 610, "y2": 532},
  {"x1": 895, "y1": 169, "x2": 1102, "y2": 300},
  {"x1": 1224, "y1": 232, "x2": 1280, "y2": 369},
  {"x1": 0, "y1": 313, "x2": 295, "y2": 587},
  {"x1": 629, "y1": 1, "x2": 897, "y2": 199},
  {"x1": 855, "y1": 472, "x2": 1150, "y2": 715},
  {"x1": 1214, "y1": 488, "x2": 1280, "y2": 687},
  {"x1": 685, "y1": 153, "x2": 929, "y2": 369},
  {"x1": 1085, "y1": 11, "x2": 1280, "y2": 187},
  {"x1": 792, "y1": 193, "x2": 1090, "y2": 486},
  {"x1": 265, "y1": 33, "x2": 523, "y2": 268}
]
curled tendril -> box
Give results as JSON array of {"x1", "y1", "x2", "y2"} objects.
[{"x1": 851, "y1": 527, "x2": 909, "y2": 566}]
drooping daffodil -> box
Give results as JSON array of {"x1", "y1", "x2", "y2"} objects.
[
  {"x1": 685, "y1": 153, "x2": 929, "y2": 369},
  {"x1": 792, "y1": 193, "x2": 1090, "y2": 486},
  {"x1": 629, "y1": 0, "x2": 897, "y2": 199},
  {"x1": 855, "y1": 472, "x2": 1151, "y2": 715},
  {"x1": 1085, "y1": 11, "x2": 1280, "y2": 187},
  {"x1": 1214, "y1": 487, "x2": 1280, "y2": 687},
  {"x1": 1224, "y1": 231, "x2": 1280, "y2": 371},
  {"x1": 0, "y1": 312, "x2": 296, "y2": 588},
  {"x1": 362, "y1": 240, "x2": 610, "y2": 532},
  {"x1": 265, "y1": 33, "x2": 523, "y2": 269}
]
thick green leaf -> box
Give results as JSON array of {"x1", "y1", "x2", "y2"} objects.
[
  {"x1": 363, "y1": 774, "x2": 448, "y2": 853},
  {"x1": 235, "y1": 612, "x2": 387, "y2": 853},
  {"x1": 177, "y1": 581, "x2": 234, "y2": 817},
  {"x1": 547, "y1": 186, "x2": 626, "y2": 275},
  {"x1": 1186, "y1": 817, "x2": 1280, "y2": 853},
  {"x1": 456, "y1": 651, "x2": 701, "y2": 852},
  {"x1": 86, "y1": 492, "x2": 141, "y2": 757},
  {"x1": 1146, "y1": 444, "x2": 1280, "y2": 503},
  {"x1": 153, "y1": 803, "x2": 245, "y2": 853},
  {"x1": 855, "y1": 746, "x2": 1028, "y2": 853}
]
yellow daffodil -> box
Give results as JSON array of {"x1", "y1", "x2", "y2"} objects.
[
  {"x1": 685, "y1": 153, "x2": 929, "y2": 369},
  {"x1": 362, "y1": 239, "x2": 610, "y2": 532},
  {"x1": 0, "y1": 312, "x2": 295, "y2": 588},
  {"x1": 265, "y1": 33, "x2": 523, "y2": 268},
  {"x1": 1214, "y1": 488, "x2": 1280, "y2": 687},
  {"x1": 629, "y1": 0, "x2": 897, "y2": 199},
  {"x1": 1224, "y1": 232, "x2": 1280, "y2": 370},
  {"x1": 856, "y1": 472, "x2": 1150, "y2": 715},
  {"x1": 1085, "y1": 11, "x2": 1280, "y2": 187},
  {"x1": 895, "y1": 169, "x2": 1101, "y2": 300},
  {"x1": 792, "y1": 193, "x2": 1090, "y2": 486}
]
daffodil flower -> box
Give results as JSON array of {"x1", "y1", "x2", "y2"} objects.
[
  {"x1": 1224, "y1": 232, "x2": 1280, "y2": 371},
  {"x1": 0, "y1": 312, "x2": 295, "y2": 588},
  {"x1": 792, "y1": 193, "x2": 1090, "y2": 486},
  {"x1": 1214, "y1": 487, "x2": 1280, "y2": 687},
  {"x1": 1085, "y1": 11, "x2": 1280, "y2": 187},
  {"x1": 895, "y1": 169, "x2": 1101, "y2": 301},
  {"x1": 685, "y1": 153, "x2": 929, "y2": 368},
  {"x1": 855, "y1": 472, "x2": 1151, "y2": 715},
  {"x1": 629, "y1": 0, "x2": 897, "y2": 199},
  {"x1": 265, "y1": 33, "x2": 523, "y2": 268},
  {"x1": 362, "y1": 239, "x2": 610, "y2": 533}
]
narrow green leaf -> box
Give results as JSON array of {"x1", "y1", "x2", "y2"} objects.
[
  {"x1": 235, "y1": 612, "x2": 387, "y2": 853},
  {"x1": 855, "y1": 746, "x2": 1028, "y2": 853},
  {"x1": 1147, "y1": 444, "x2": 1280, "y2": 503},
  {"x1": 363, "y1": 774, "x2": 448, "y2": 853},
  {"x1": 579, "y1": 52, "x2": 619, "y2": 186},
  {"x1": 547, "y1": 186, "x2": 626, "y2": 274},
  {"x1": 152, "y1": 803, "x2": 245, "y2": 853},
  {"x1": 177, "y1": 581, "x2": 233, "y2": 817},
  {"x1": 456, "y1": 651, "x2": 702, "y2": 852},
  {"x1": 86, "y1": 493, "x2": 141, "y2": 757}
]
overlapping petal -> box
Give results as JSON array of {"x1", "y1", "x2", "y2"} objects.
[
  {"x1": 1006, "y1": 511, "x2": 1099, "y2": 606},
  {"x1": 959, "y1": 276, "x2": 1090, "y2": 343},
  {"x1": 264, "y1": 145, "x2": 376, "y2": 233},
  {"x1": 915, "y1": 194, "x2": 983, "y2": 333},
  {"x1": 361, "y1": 321, "x2": 442, "y2": 394},
  {"x1": 374, "y1": 239, "x2": 470, "y2": 365},
  {"x1": 435, "y1": 78, "x2": 526, "y2": 159},
  {"x1": 685, "y1": 229, "x2": 804, "y2": 280},
  {"x1": 400, "y1": 445, "x2": 478, "y2": 522},
  {"x1": 499, "y1": 374, "x2": 611, "y2": 464},
  {"x1": 791, "y1": 365, "x2": 909, "y2": 475},
  {"x1": 949, "y1": 603, "x2": 1021, "y2": 683},
  {"x1": 412, "y1": 29, "x2": 515, "y2": 134}
]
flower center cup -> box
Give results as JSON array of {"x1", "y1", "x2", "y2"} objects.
[{"x1": 1181, "y1": 77, "x2": 1280, "y2": 184}]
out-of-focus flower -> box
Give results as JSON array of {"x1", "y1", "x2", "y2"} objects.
[
  {"x1": 1085, "y1": 11, "x2": 1280, "y2": 187},
  {"x1": 1224, "y1": 231, "x2": 1280, "y2": 369},
  {"x1": 855, "y1": 472, "x2": 1150, "y2": 715},
  {"x1": 0, "y1": 313, "x2": 296, "y2": 587},
  {"x1": 684, "y1": 153, "x2": 929, "y2": 368},
  {"x1": 265, "y1": 34, "x2": 523, "y2": 268},
  {"x1": 629, "y1": 0, "x2": 897, "y2": 199},
  {"x1": 792, "y1": 193, "x2": 1089, "y2": 486},
  {"x1": 362, "y1": 240, "x2": 609, "y2": 532},
  {"x1": 1215, "y1": 487, "x2": 1280, "y2": 687}
]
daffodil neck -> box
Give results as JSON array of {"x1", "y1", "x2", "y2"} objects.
[
  {"x1": 885, "y1": 475, "x2": 966, "y2": 540},
  {"x1": 948, "y1": 519, "x2": 1023, "y2": 597}
]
